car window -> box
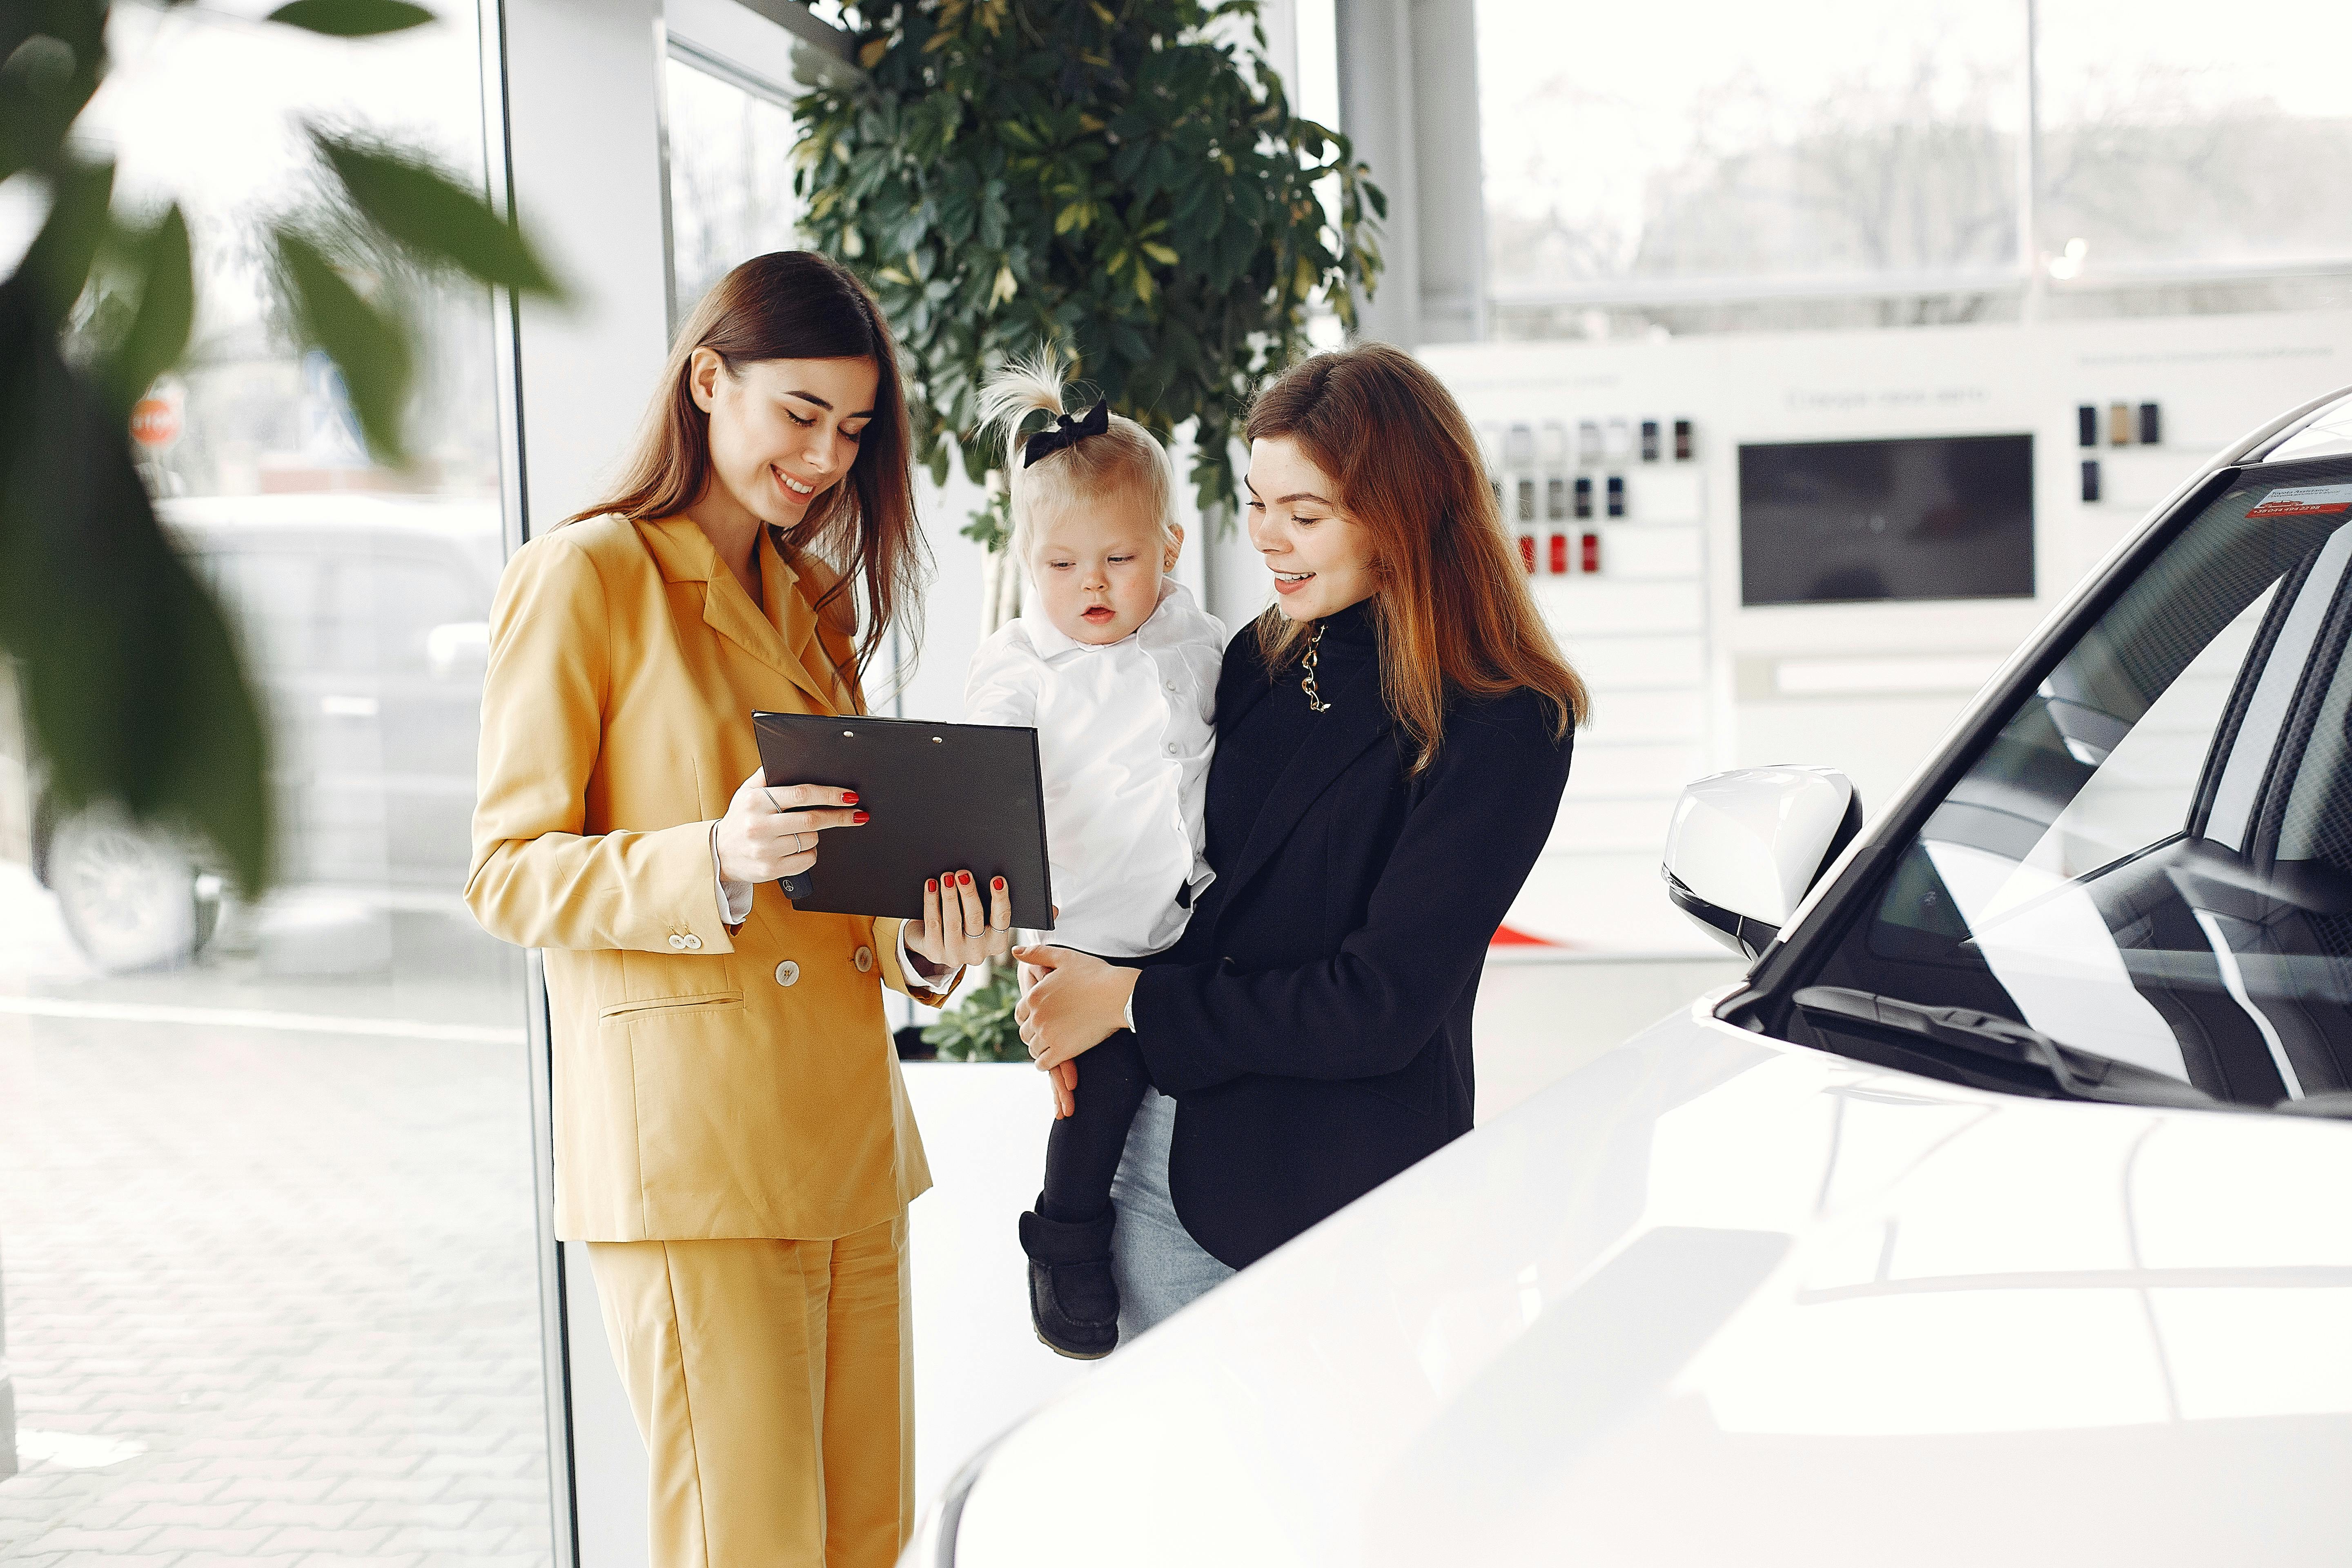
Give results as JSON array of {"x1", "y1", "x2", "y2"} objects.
[
  {"x1": 325, "y1": 554, "x2": 487, "y2": 674},
  {"x1": 1800, "y1": 460, "x2": 2352, "y2": 1106},
  {"x1": 2021, "y1": 588, "x2": 2271, "y2": 881},
  {"x1": 192, "y1": 550, "x2": 328, "y2": 674}
]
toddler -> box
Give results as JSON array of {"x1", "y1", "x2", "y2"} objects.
[{"x1": 964, "y1": 351, "x2": 1223, "y2": 1359}]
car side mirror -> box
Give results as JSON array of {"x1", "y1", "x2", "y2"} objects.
[
  {"x1": 1664, "y1": 766, "x2": 1861, "y2": 960},
  {"x1": 427, "y1": 621, "x2": 489, "y2": 680}
]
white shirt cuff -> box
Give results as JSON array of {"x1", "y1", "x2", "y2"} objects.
[
  {"x1": 710, "y1": 822, "x2": 754, "y2": 924},
  {"x1": 898, "y1": 923, "x2": 959, "y2": 993}
]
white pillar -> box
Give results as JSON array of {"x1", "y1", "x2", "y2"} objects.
[
  {"x1": 494, "y1": 4, "x2": 675, "y2": 1564},
  {"x1": 503, "y1": 0, "x2": 674, "y2": 537},
  {"x1": 1333, "y1": 0, "x2": 1486, "y2": 347}
]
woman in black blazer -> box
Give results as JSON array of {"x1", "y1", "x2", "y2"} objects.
[{"x1": 1017, "y1": 343, "x2": 1585, "y2": 1307}]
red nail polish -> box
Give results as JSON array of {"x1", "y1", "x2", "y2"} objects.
[
  {"x1": 926, "y1": 878, "x2": 938, "y2": 892},
  {"x1": 959, "y1": 871, "x2": 972, "y2": 886},
  {"x1": 842, "y1": 791, "x2": 858, "y2": 804},
  {"x1": 993, "y1": 877, "x2": 1005, "y2": 889},
  {"x1": 852, "y1": 811, "x2": 869, "y2": 824}
]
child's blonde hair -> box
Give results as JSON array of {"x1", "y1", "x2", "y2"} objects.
[{"x1": 978, "y1": 348, "x2": 1180, "y2": 562}]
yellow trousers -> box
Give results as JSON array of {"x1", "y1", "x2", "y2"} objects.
[{"x1": 586, "y1": 1216, "x2": 914, "y2": 1568}]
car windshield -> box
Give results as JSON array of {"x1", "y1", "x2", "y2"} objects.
[{"x1": 1800, "y1": 456, "x2": 2352, "y2": 1108}]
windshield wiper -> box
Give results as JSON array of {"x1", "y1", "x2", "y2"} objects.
[{"x1": 1791, "y1": 986, "x2": 2219, "y2": 1111}]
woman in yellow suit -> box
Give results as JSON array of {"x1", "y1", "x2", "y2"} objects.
[{"x1": 466, "y1": 252, "x2": 1013, "y2": 1568}]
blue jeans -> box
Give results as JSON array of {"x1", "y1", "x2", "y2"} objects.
[{"x1": 1108, "y1": 1088, "x2": 1234, "y2": 1341}]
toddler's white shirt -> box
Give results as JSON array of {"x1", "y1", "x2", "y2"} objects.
[{"x1": 963, "y1": 579, "x2": 1225, "y2": 958}]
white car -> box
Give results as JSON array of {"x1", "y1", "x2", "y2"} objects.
[
  {"x1": 906, "y1": 385, "x2": 2352, "y2": 1566},
  {"x1": 14, "y1": 495, "x2": 500, "y2": 971}
]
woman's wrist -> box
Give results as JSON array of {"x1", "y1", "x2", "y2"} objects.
[{"x1": 898, "y1": 925, "x2": 953, "y2": 983}]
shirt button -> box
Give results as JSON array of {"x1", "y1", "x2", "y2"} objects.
[
  {"x1": 854, "y1": 946, "x2": 874, "y2": 973},
  {"x1": 774, "y1": 960, "x2": 800, "y2": 987},
  {"x1": 668, "y1": 934, "x2": 686, "y2": 950},
  {"x1": 683, "y1": 934, "x2": 703, "y2": 951}
]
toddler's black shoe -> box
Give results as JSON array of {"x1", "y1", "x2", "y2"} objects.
[{"x1": 1018, "y1": 1200, "x2": 1120, "y2": 1360}]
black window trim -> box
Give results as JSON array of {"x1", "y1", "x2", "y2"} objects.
[{"x1": 1720, "y1": 433, "x2": 2352, "y2": 1044}]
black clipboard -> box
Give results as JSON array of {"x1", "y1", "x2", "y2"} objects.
[{"x1": 751, "y1": 711, "x2": 1056, "y2": 929}]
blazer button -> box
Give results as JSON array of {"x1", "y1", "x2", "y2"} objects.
[
  {"x1": 854, "y1": 945, "x2": 874, "y2": 973},
  {"x1": 683, "y1": 934, "x2": 703, "y2": 951},
  {"x1": 774, "y1": 960, "x2": 800, "y2": 987},
  {"x1": 668, "y1": 934, "x2": 686, "y2": 950}
]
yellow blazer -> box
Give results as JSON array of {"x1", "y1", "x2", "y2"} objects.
[{"x1": 466, "y1": 514, "x2": 944, "y2": 1243}]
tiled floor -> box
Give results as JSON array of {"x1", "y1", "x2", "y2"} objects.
[{"x1": 0, "y1": 873, "x2": 553, "y2": 1566}]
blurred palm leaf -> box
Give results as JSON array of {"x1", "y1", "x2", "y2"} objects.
[
  {"x1": 0, "y1": 2, "x2": 105, "y2": 183},
  {"x1": 18, "y1": 157, "x2": 114, "y2": 325},
  {"x1": 316, "y1": 132, "x2": 559, "y2": 298},
  {"x1": 0, "y1": 0, "x2": 567, "y2": 901},
  {"x1": 271, "y1": 226, "x2": 416, "y2": 463},
  {"x1": 0, "y1": 273, "x2": 270, "y2": 889},
  {"x1": 265, "y1": 0, "x2": 435, "y2": 37},
  {"x1": 100, "y1": 205, "x2": 194, "y2": 418}
]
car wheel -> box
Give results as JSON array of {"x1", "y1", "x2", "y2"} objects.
[{"x1": 47, "y1": 808, "x2": 223, "y2": 972}]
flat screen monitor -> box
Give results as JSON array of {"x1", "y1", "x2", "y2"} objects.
[{"x1": 1738, "y1": 433, "x2": 2035, "y2": 606}]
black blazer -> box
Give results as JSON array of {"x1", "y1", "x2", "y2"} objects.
[{"x1": 1131, "y1": 627, "x2": 1574, "y2": 1267}]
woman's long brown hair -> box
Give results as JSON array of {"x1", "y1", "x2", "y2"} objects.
[
  {"x1": 568, "y1": 251, "x2": 927, "y2": 677},
  {"x1": 1247, "y1": 343, "x2": 1587, "y2": 771}
]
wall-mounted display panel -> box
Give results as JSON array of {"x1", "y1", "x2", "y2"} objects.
[
  {"x1": 1421, "y1": 307, "x2": 2352, "y2": 958},
  {"x1": 1738, "y1": 433, "x2": 2035, "y2": 606}
]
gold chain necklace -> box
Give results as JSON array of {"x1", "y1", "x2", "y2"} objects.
[{"x1": 1301, "y1": 621, "x2": 1334, "y2": 713}]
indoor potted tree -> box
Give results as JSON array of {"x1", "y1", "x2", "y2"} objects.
[{"x1": 796, "y1": 0, "x2": 1385, "y2": 1061}]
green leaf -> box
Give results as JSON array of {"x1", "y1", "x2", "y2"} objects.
[
  {"x1": 0, "y1": 273, "x2": 273, "y2": 892},
  {"x1": 100, "y1": 204, "x2": 193, "y2": 417},
  {"x1": 0, "y1": 9, "x2": 106, "y2": 182},
  {"x1": 271, "y1": 226, "x2": 413, "y2": 463},
  {"x1": 265, "y1": 0, "x2": 435, "y2": 37},
  {"x1": 13, "y1": 157, "x2": 113, "y2": 328},
  {"x1": 314, "y1": 133, "x2": 560, "y2": 296},
  {"x1": 808, "y1": 0, "x2": 1385, "y2": 524}
]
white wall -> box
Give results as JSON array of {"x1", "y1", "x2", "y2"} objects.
[
  {"x1": 500, "y1": 4, "x2": 675, "y2": 1565},
  {"x1": 1421, "y1": 308, "x2": 2352, "y2": 956}
]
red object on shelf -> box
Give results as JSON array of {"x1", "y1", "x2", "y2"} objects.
[
  {"x1": 1548, "y1": 531, "x2": 1568, "y2": 574},
  {"x1": 1580, "y1": 530, "x2": 1601, "y2": 573},
  {"x1": 1519, "y1": 533, "x2": 1535, "y2": 572}
]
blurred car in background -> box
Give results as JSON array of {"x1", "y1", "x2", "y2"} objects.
[{"x1": 3, "y1": 495, "x2": 502, "y2": 972}]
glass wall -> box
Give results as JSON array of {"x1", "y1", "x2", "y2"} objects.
[
  {"x1": 665, "y1": 49, "x2": 802, "y2": 325},
  {"x1": 0, "y1": 4, "x2": 555, "y2": 1564},
  {"x1": 2036, "y1": 0, "x2": 2352, "y2": 274},
  {"x1": 1476, "y1": 0, "x2": 2352, "y2": 337}
]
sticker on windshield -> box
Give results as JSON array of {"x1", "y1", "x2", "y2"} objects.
[{"x1": 2248, "y1": 483, "x2": 2352, "y2": 518}]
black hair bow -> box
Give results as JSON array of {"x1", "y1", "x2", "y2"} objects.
[{"x1": 1022, "y1": 399, "x2": 1110, "y2": 467}]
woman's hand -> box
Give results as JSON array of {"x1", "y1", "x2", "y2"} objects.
[
  {"x1": 1017, "y1": 933, "x2": 1078, "y2": 1118},
  {"x1": 903, "y1": 871, "x2": 1014, "y2": 971},
  {"x1": 715, "y1": 770, "x2": 863, "y2": 884},
  {"x1": 1013, "y1": 945, "x2": 1139, "y2": 1073}
]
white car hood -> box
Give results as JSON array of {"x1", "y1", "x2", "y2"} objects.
[{"x1": 949, "y1": 995, "x2": 2352, "y2": 1566}]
